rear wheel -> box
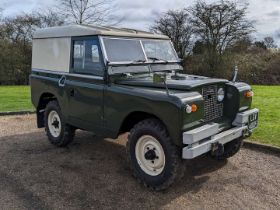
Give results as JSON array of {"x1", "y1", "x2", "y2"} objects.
[
  {"x1": 45, "y1": 101, "x2": 75, "y2": 147},
  {"x1": 126, "y1": 118, "x2": 184, "y2": 191}
]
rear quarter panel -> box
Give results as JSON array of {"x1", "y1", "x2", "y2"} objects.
[{"x1": 30, "y1": 73, "x2": 67, "y2": 116}]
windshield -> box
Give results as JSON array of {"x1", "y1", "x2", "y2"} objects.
[
  {"x1": 142, "y1": 40, "x2": 178, "y2": 61},
  {"x1": 102, "y1": 37, "x2": 178, "y2": 63},
  {"x1": 103, "y1": 38, "x2": 146, "y2": 62}
]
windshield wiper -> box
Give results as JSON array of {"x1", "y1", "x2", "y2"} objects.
[
  {"x1": 127, "y1": 59, "x2": 146, "y2": 65},
  {"x1": 133, "y1": 59, "x2": 146, "y2": 63},
  {"x1": 147, "y1": 57, "x2": 168, "y2": 63}
]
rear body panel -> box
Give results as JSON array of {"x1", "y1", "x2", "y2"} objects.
[{"x1": 31, "y1": 70, "x2": 105, "y2": 136}]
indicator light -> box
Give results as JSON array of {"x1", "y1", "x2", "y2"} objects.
[
  {"x1": 186, "y1": 104, "x2": 198, "y2": 114},
  {"x1": 192, "y1": 104, "x2": 198, "y2": 112},
  {"x1": 244, "y1": 91, "x2": 254, "y2": 98}
]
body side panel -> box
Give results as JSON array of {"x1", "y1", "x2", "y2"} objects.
[{"x1": 30, "y1": 70, "x2": 105, "y2": 135}]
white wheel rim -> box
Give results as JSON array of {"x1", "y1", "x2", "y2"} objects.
[
  {"x1": 135, "y1": 135, "x2": 166, "y2": 176},
  {"x1": 48, "y1": 110, "x2": 61, "y2": 138}
]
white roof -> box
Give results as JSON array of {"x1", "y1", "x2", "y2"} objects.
[{"x1": 33, "y1": 24, "x2": 170, "y2": 40}]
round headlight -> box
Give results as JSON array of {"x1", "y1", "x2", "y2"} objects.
[
  {"x1": 185, "y1": 104, "x2": 192, "y2": 113},
  {"x1": 217, "y1": 88, "x2": 225, "y2": 102}
]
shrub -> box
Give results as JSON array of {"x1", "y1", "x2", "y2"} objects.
[{"x1": 184, "y1": 50, "x2": 280, "y2": 85}]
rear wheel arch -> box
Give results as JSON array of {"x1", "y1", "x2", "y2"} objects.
[{"x1": 36, "y1": 92, "x2": 58, "y2": 128}]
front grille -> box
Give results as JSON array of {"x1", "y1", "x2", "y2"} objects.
[{"x1": 202, "y1": 85, "x2": 223, "y2": 122}]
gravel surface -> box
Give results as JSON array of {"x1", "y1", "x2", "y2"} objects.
[{"x1": 0, "y1": 114, "x2": 279, "y2": 210}]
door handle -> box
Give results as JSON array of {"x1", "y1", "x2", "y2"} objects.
[
  {"x1": 58, "y1": 76, "x2": 66, "y2": 87},
  {"x1": 70, "y1": 89, "x2": 75, "y2": 97}
]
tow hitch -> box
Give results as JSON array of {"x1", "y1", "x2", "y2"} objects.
[{"x1": 211, "y1": 142, "x2": 224, "y2": 157}]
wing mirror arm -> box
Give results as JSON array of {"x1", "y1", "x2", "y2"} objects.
[
  {"x1": 231, "y1": 65, "x2": 238, "y2": 83},
  {"x1": 153, "y1": 73, "x2": 170, "y2": 96}
]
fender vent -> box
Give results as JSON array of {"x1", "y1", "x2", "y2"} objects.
[{"x1": 202, "y1": 85, "x2": 223, "y2": 122}]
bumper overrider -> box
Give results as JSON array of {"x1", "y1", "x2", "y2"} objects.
[{"x1": 182, "y1": 108, "x2": 259, "y2": 159}]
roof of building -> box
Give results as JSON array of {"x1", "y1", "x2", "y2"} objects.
[{"x1": 33, "y1": 24, "x2": 170, "y2": 40}]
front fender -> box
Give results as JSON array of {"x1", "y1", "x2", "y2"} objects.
[
  {"x1": 224, "y1": 82, "x2": 252, "y2": 120},
  {"x1": 104, "y1": 84, "x2": 184, "y2": 146}
]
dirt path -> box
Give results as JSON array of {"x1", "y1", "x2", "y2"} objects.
[{"x1": 0, "y1": 114, "x2": 279, "y2": 210}]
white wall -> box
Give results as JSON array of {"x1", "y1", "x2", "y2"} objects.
[{"x1": 32, "y1": 37, "x2": 71, "y2": 72}]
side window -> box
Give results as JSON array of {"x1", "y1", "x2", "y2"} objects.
[
  {"x1": 72, "y1": 38, "x2": 103, "y2": 75},
  {"x1": 73, "y1": 41, "x2": 84, "y2": 70},
  {"x1": 91, "y1": 45, "x2": 100, "y2": 62}
]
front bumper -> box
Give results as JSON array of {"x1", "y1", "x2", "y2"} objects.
[{"x1": 182, "y1": 108, "x2": 259, "y2": 159}]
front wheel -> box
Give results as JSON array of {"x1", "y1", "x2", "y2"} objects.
[
  {"x1": 126, "y1": 119, "x2": 184, "y2": 191},
  {"x1": 45, "y1": 100, "x2": 75, "y2": 147}
]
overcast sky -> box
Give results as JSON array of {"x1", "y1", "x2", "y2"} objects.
[{"x1": 1, "y1": 0, "x2": 280, "y2": 44}]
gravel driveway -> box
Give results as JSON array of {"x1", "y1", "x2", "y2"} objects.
[{"x1": 0, "y1": 114, "x2": 279, "y2": 210}]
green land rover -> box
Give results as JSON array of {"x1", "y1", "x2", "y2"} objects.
[{"x1": 30, "y1": 25, "x2": 259, "y2": 190}]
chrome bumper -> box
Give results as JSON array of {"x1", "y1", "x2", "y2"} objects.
[{"x1": 182, "y1": 108, "x2": 259, "y2": 159}]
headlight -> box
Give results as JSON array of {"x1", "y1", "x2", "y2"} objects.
[{"x1": 217, "y1": 88, "x2": 225, "y2": 102}]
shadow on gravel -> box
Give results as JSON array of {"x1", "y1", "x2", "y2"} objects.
[
  {"x1": 0, "y1": 170, "x2": 51, "y2": 209},
  {"x1": 0, "y1": 130, "x2": 228, "y2": 210}
]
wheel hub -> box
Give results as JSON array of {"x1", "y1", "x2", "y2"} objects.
[
  {"x1": 52, "y1": 119, "x2": 59, "y2": 129},
  {"x1": 48, "y1": 110, "x2": 61, "y2": 138},
  {"x1": 135, "y1": 135, "x2": 165, "y2": 176},
  {"x1": 144, "y1": 149, "x2": 157, "y2": 160}
]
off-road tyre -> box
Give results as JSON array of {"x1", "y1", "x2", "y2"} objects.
[
  {"x1": 44, "y1": 100, "x2": 75, "y2": 147},
  {"x1": 214, "y1": 138, "x2": 243, "y2": 160},
  {"x1": 126, "y1": 118, "x2": 185, "y2": 191}
]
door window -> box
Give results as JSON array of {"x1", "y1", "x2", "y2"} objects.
[{"x1": 72, "y1": 38, "x2": 103, "y2": 75}]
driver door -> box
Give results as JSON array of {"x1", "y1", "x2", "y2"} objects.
[{"x1": 65, "y1": 36, "x2": 105, "y2": 135}]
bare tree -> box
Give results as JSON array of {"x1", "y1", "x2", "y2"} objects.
[
  {"x1": 264, "y1": 36, "x2": 277, "y2": 49},
  {"x1": 189, "y1": 0, "x2": 254, "y2": 75},
  {"x1": 33, "y1": 9, "x2": 65, "y2": 28},
  {"x1": 255, "y1": 41, "x2": 267, "y2": 50},
  {"x1": 151, "y1": 10, "x2": 193, "y2": 58},
  {"x1": 58, "y1": 0, "x2": 117, "y2": 25},
  {"x1": 1, "y1": 12, "x2": 64, "y2": 42}
]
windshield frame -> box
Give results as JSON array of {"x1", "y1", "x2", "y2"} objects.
[{"x1": 99, "y1": 36, "x2": 180, "y2": 65}]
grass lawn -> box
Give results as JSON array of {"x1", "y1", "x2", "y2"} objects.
[
  {"x1": 0, "y1": 86, "x2": 34, "y2": 112},
  {"x1": 249, "y1": 85, "x2": 280, "y2": 147},
  {"x1": 0, "y1": 85, "x2": 279, "y2": 147}
]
